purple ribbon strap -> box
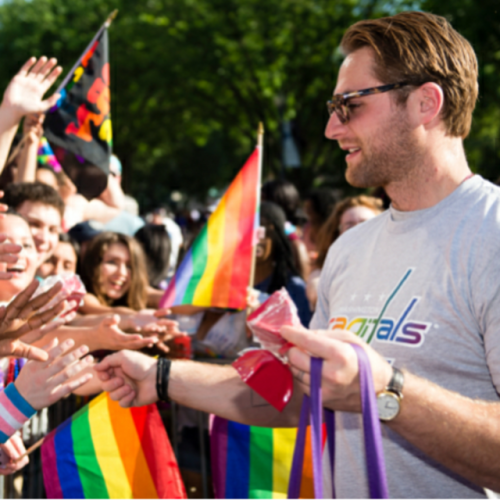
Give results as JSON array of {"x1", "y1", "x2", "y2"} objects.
[{"x1": 287, "y1": 344, "x2": 389, "y2": 499}]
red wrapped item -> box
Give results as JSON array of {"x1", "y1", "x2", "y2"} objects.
[
  {"x1": 32, "y1": 273, "x2": 86, "y2": 319},
  {"x1": 233, "y1": 289, "x2": 300, "y2": 412}
]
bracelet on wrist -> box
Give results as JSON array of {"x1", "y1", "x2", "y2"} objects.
[{"x1": 156, "y1": 358, "x2": 172, "y2": 402}]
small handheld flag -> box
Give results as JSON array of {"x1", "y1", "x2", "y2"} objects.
[
  {"x1": 37, "y1": 137, "x2": 62, "y2": 172},
  {"x1": 44, "y1": 12, "x2": 115, "y2": 199},
  {"x1": 41, "y1": 392, "x2": 186, "y2": 499},
  {"x1": 160, "y1": 140, "x2": 262, "y2": 310}
]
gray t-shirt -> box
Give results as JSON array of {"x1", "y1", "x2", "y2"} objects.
[{"x1": 311, "y1": 175, "x2": 500, "y2": 498}]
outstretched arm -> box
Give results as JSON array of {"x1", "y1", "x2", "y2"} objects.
[
  {"x1": 95, "y1": 350, "x2": 303, "y2": 428},
  {"x1": 0, "y1": 57, "x2": 62, "y2": 175}
]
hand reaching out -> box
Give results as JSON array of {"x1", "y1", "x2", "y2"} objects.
[
  {"x1": 1, "y1": 57, "x2": 62, "y2": 120},
  {"x1": 0, "y1": 279, "x2": 76, "y2": 361},
  {"x1": 94, "y1": 350, "x2": 158, "y2": 408},
  {"x1": 98, "y1": 315, "x2": 160, "y2": 351},
  {"x1": 15, "y1": 337, "x2": 94, "y2": 410}
]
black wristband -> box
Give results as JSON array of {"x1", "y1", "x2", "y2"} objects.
[{"x1": 156, "y1": 358, "x2": 172, "y2": 402}]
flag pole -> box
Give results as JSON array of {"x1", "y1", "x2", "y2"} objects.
[
  {"x1": 248, "y1": 122, "x2": 264, "y2": 294},
  {"x1": 14, "y1": 436, "x2": 45, "y2": 463},
  {"x1": 55, "y1": 9, "x2": 118, "y2": 93}
]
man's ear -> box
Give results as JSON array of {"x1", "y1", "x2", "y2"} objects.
[{"x1": 413, "y1": 82, "x2": 444, "y2": 127}]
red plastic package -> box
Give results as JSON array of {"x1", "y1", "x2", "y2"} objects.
[
  {"x1": 32, "y1": 273, "x2": 86, "y2": 319},
  {"x1": 233, "y1": 288, "x2": 300, "y2": 412}
]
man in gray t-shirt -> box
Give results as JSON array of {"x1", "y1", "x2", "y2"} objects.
[{"x1": 94, "y1": 11, "x2": 500, "y2": 498}]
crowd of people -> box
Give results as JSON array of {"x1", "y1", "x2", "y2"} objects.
[
  {"x1": 0, "y1": 7, "x2": 498, "y2": 500},
  {"x1": 0, "y1": 48, "x2": 388, "y2": 493}
]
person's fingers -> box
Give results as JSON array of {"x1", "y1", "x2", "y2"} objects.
[
  {"x1": 287, "y1": 346, "x2": 313, "y2": 373},
  {"x1": 44, "y1": 338, "x2": 75, "y2": 364},
  {"x1": 46, "y1": 344, "x2": 90, "y2": 376},
  {"x1": 36, "y1": 57, "x2": 57, "y2": 80},
  {"x1": 94, "y1": 351, "x2": 127, "y2": 372},
  {"x1": 0, "y1": 204, "x2": 8, "y2": 214},
  {"x1": 27, "y1": 56, "x2": 48, "y2": 76},
  {"x1": 290, "y1": 365, "x2": 311, "y2": 387},
  {"x1": 155, "y1": 341, "x2": 170, "y2": 354},
  {"x1": 16, "y1": 299, "x2": 67, "y2": 335},
  {"x1": 0, "y1": 272, "x2": 13, "y2": 281},
  {"x1": 3, "y1": 279, "x2": 39, "y2": 322},
  {"x1": 42, "y1": 66, "x2": 63, "y2": 89},
  {"x1": 11, "y1": 341, "x2": 48, "y2": 362},
  {"x1": 108, "y1": 384, "x2": 135, "y2": 406},
  {"x1": 48, "y1": 355, "x2": 94, "y2": 388},
  {"x1": 99, "y1": 374, "x2": 124, "y2": 390},
  {"x1": 154, "y1": 308, "x2": 171, "y2": 317},
  {"x1": 39, "y1": 93, "x2": 61, "y2": 112},
  {"x1": 123, "y1": 336, "x2": 159, "y2": 351},
  {"x1": 7, "y1": 434, "x2": 24, "y2": 457},
  {"x1": 17, "y1": 281, "x2": 64, "y2": 320},
  {"x1": 17, "y1": 57, "x2": 37, "y2": 77},
  {"x1": 46, "y1": 372, "x2": 94, "y2": 404},
  {"x1": 0, "y1": 243, "x2": 22, "y2": 256}
]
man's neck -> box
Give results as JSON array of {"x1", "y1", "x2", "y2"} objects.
[{"x1": 385, "y1": 137, "x2": 471, "y2": 212}]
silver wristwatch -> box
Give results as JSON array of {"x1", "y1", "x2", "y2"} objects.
[{"x1": 376, "y1": 366, "x2": 404, "y2": 421}]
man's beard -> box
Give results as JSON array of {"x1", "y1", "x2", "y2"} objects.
[{"x1": 345, "y1": 112, "x2": 424, "y2": 189}]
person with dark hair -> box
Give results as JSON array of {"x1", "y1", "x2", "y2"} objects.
[
  {"x1": 255, "y1": 202, "x2": 311, "y2": 327},
  {"x1": 134, "y1": 224, "x2": 171, "y2": 289},
  {"x1": 37, "y1": 233, "x2": 80, "y2": 279},
  {"x1": 3, "y1": 181, "x2": 63, "y2": 266},
  {"x1": 261, "y1": 180, "x2": 310, "y2": 280},
  {"x1": 302, "y1": 188, "x2": 338, "y2": 258}
]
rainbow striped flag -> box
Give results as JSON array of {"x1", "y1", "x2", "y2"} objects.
[
  {"x1": 37, "y1": 137, "x2": 62, "y2": 172},
  {"x1": 160, "y1": 146, "x2": 261, "y2": 310},
  {"x1": 210, "y1": 417, "x2": 322, "y2": 499},
  {"x1": 41, "y1": 392, "x2": 186, "y2": 499}
]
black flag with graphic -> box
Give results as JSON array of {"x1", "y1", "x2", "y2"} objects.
[{"x1": 44, "y1": 28, "x2": 112, "y2": 199}]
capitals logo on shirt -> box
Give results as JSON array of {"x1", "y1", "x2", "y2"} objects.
[{"x1": 329, "y1": 269, "x2": 432, "y2": 347}]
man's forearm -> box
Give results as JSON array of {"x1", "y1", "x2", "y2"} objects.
[
  {"x1": 169, "y1": 360, "x2": 302, "y2": 428},
  {"x1": 387, "y1": 371, "x2": 500, "y2": 491}
]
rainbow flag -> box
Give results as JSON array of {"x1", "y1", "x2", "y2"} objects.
[
  {"x1": 160, "y1": 146, "x2": 261, "y2": 310},
  {"x1": 37, "y1": 137, "x2": 62, "y2": 172},
  {"x1": 41, "y1": 392, "x2": 186, "y2": 499},
  {"x1": 210, "y1": 417, "x2": 323, "y2": 499}
]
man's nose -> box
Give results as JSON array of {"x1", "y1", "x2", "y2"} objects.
[{"x1": 324, "y1": 113, "x2": 346, "y2": 141}]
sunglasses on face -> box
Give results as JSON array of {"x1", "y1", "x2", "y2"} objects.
[{"x1": 326, "y1": 82, "x2": 410, "y2": 124}]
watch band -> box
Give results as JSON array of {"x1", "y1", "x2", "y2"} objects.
[{"x1": 387, "y1": 366, "x2": 404, "y2": 397}]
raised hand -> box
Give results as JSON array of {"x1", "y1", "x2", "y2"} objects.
[
  {"x1": 94, "y1": 350, "x2": 158, "y2": 408},
  {"x1": 1, "y1": 57, "x2": 62, "y2": 120},
  {"x1": 15, "y1": 338, "x2": 94, "y2": 410}
]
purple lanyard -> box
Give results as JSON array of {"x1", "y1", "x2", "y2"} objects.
[{"x1": 288, "y1": 344, "x2": 389, "y2": 499}]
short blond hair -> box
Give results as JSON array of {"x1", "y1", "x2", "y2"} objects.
[{"x1": 341, "y1": 11, "x2": 478, "y2": 138}]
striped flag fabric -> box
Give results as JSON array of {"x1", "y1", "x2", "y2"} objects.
[
  {"x1": 160, "y1": 146, "x2": 261, "y2": 310},
  {"x1": 41, "y1": 392, "x2": 186, "y2": 499},
  {"x1": 37, "y1": 137, "x2": 62, "y2": 172},
  {"x1": 210, "y1": 416, "x2": 323, "y2": 499}
]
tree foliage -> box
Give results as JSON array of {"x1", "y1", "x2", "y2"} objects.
[{"x1": 0, "y1": 0, "x2": 497, "y2": 208}]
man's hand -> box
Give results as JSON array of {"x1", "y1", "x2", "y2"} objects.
[
  {"x1": 0, "y1": 434, "x2": 29, "y2": 474},
  {"x1": 22, "y1": 113, "x2": 45, "y2": 145},
  {"x1": 94, "y1": 350, "x2": 158, "y2": 408},
  {"x1": 1, "y1": 57, "x2": 62, "y2": 121},
  {"x1": 15, "y1": 338, "x2": 94, "y2": 410},
  {"x1": 98, "y1": 315, "x2": 160, "y2": 351},
  {"x1": 281, "y1": 326, "x2": 392, "y2": 413}
]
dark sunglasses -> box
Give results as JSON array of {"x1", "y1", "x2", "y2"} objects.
[{"x1": 326, "y1": 82, "x2": 409, "y2": 124}]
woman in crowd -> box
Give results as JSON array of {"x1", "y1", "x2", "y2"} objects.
[
  {"x1": 78, "y1": 231, "x2": 178, "y2": 341},
  {"x1": 306, "y1": 195, "x2": 384, "y2": 310}
]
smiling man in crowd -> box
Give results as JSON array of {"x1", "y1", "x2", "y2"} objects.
[
  {"x1": 95, "y1": 11, "x2": 500, "y2": 497},
  {"x1": 3, "y1": 181, "x2": 63, "y2": 268}
]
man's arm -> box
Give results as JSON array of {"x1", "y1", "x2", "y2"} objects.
[
  {"x1": 95, "y1": 350, "x2": 303, "y2": 428},
  {"x1": 281, "y1": 325, "x2": 500, "y2": 492}
]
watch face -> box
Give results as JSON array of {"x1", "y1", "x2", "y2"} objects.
[{"x1": 377, "y1": 392, "x2": 400, "y2": 421}]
